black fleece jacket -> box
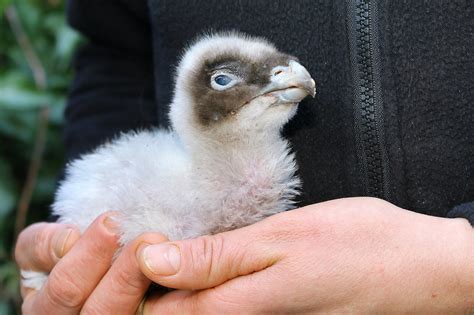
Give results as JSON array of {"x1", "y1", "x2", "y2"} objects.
[{"x1": 65, "y1": 0, "x2": 473, "y2": 224}]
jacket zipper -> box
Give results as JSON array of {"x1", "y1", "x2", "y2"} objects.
[{"x1": 347, "y1": 0, "x2": 391, "y2": 199}]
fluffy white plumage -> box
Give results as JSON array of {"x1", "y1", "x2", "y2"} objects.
[
  {"x1": 22, "y1": 32, "x2": 315, "y2": 290},
  {"x1": 54, "y1": 127, "x2": 299, "y2": 241}
]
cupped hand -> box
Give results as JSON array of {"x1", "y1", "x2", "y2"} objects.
[
  {"x1": 136, "y1": 197, "x2": 473, "y2": 314},
  {"x1": 15, "y1": 212, "x2": 167, "y2": 314}
]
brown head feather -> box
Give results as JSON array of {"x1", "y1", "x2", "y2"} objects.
[{"x1": 188, "y1": 52, "x2": 295, "y2": 126}]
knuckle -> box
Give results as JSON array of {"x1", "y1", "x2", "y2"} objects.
[
  {"x1": 110, "y1": 266, "x2": 143, "y2": 295},
  {"x1": 188, "y1": 235, "x2": 226, "y2": 280},
  {"x1": 32, "y1": 229, "x2": 51, "y2": 264},
  {"x1": 15, "y1": 223, "x2": 47, "y2": 266},
  {"x1": 32, "y1": 225, "x2": 65, "y2": 270},
  {"x1": 46, "y1": 266, "x2": 86, "y2": 309}
]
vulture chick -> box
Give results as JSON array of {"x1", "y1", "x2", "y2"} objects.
[{"x1": 22, "y1": 32, "x2": 316, "y2": 289}]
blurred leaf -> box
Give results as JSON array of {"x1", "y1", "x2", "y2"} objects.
[
  {"x1": 0, "y1": 85, "x2": 52, "y2": 109},
  {"x1": 0, "y1": 69, "x2": 29, "y2": 86},
  {"x1": 55, "y1": 26, "x2": 80, "y2": 66}
]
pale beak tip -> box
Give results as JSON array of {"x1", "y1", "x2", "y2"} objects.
[{"x1": 309, "y1": 79, "x2": 316, "y2": 98}]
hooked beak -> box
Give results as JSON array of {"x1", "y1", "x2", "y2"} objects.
[{"x1": 261, "y1": 60, "x2": 316, "y2": 103}]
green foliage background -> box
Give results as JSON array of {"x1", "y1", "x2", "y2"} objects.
[{"x1": 0, "y1": 1, "x2": 80, "y2": 313}]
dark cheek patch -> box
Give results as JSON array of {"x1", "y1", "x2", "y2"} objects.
[
  {"x1": 194, "y1": 85, "x2": 255, "y2": 126},
  {"x1": 188, "y1": 53, "x2": 294, "y2": 127},
  {"x1": 189, "y1": 61, "x2": 257, "y2": 126}
]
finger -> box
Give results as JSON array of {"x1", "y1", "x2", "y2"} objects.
[
  {"x1": 146, "y1": 289, "x2": 235, "y2": 314},
  {"x1": 21, "y1": 289, "x2": 39, "y2": 315},
  {"x1": 20, "y1": 283, "x2": 36, "y2": 300},
  {"x1": 136, "y1": 219, "x2": 283, "y2": 290},
  {"x1": 15, "y1": 222, "x2": 80, "y2": 272},
  {"x1": 23, "y1": 212, "x2": 120, "y2": 315},
  {"x1": 81, "y1": 233, "x2": 168, "y2": 314},
  {"x1": 145, "y1": 271, "x2": 275, "y2": 314}
]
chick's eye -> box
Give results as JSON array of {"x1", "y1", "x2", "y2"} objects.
[
  {"x1": 214, "y1": 75, "x2": 232, "y2": 86},
  {"x1": 211, "y1": 73, "x2": 240, "y2": 91}
]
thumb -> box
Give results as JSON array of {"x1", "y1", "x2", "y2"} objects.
[{"x1": 136, "y1": 224, "x2": 281, "y2": 290}]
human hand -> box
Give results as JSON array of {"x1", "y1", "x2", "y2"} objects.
[
  {"x1": 136, "y1": 197, "x2": 473, "y2": 313},
  {"x1": 15, "y1": 212, "x2": 167, "y2": 314}
]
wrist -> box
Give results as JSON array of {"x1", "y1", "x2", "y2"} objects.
[{"x1": 376, "y1": 214, "x2": 473, "y2": 313}]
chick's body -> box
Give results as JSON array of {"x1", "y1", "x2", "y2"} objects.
[{"x1": 54, "y1": 127, "x2": 299, "y2": 243}]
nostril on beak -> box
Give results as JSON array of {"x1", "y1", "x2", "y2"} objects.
[{"x1": 271, "y1": 66, "x2": 287, "y2": 77}]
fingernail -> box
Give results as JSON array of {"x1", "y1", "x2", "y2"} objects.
[
  {"x1": 103, "y1": 214, "x2": 120, "y2": 234},
  {"x1": 53, "y1": 228, "x2": 74, "y2": 258},
  {"x1": 141, "y1": 244, "x2": 181, "y2": 276}
]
